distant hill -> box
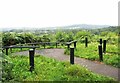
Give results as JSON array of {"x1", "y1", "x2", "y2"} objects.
[
  {"x1": 1, "y1": 24, "x2": 111, "y2": 32},
  {"x1": 55, "y1": 24, "x2": 110, "y2": 29}
]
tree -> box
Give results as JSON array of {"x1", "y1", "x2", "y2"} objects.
[
  {"x1": 41, "y1": 34, "x2": 50, "y2": 42},
  {"x1": 64, "y1": 32, "x2": 74, "y2": 42},
  {"x1": 2, "y1": 32, "x2": 17, "y2": 46},
  {"x1": 55, "y1": 31, "x2": 65, "y2": 42},
  {"x1": 75, "y1": 31, "x2": 92, "y2": 43}
]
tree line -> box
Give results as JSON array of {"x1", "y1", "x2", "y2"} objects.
[{"x1": 2, "y1": 26, "x2": 118, "y2": 46}]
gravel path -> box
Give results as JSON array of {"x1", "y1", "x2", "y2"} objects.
[{"x1": 13, "y1": 48, "x2": 120, "y2": 81}]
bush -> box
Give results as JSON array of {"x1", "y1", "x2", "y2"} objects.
[
  {"x1": 2, "y1": 55, "x2": 14, "y2": 82},
  {"x1": 2, "y1": 55, "x2": 114, "y2": 81}
]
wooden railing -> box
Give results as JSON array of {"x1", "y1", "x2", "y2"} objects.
[
  {"x1": 2, "y1": 45, "x2": 39, "y2": 55},
  {"x1": 2, "y1": 40, "x2": 78, "y2": 55}
]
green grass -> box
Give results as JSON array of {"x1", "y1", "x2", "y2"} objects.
[
  {"x1": 41, "y1": 44, "x2": 66, "y2": 49},
  {"x1": 2, "y1": 54, "x2": 115, "y2": 82},
  {"x1": 106, "y1": 44, "x2": 118, "y2": 53},
  {"x1": 64, "y1": 42, "x2": 119, "y2": 68}
]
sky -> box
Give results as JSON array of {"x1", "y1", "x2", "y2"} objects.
[{"x1": 0, "y1": 0, "x2": 119, "y2": 29}]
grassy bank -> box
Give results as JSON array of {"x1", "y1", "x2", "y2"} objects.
[
  {"x1": 64, "y1": 42, "x2": 119, "y2": 68},
  {"x1": 2, "y1": 54, "x2": 115, "y2": 82}
]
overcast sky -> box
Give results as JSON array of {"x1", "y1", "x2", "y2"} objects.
[{"x1": 0, "y1": 0, "x2": 119, "y2": 29}]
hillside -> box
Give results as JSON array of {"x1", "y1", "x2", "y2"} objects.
[{"x1": 2, "y1": 24, "x2": 111, "y2": 32}]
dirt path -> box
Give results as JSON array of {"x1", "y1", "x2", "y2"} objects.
[{"x1": 13, "y1": 48, "x2": 120, "y2": 81}]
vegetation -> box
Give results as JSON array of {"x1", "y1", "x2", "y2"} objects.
[
  {"x1": 64, "y1": 42, "x2": 119, "y2": 68},
  {"x1": 2, "y1": 26, "x2": 118, "y2": 46},
  {"x1": 2, "y1": 26, "x2": 119, "y2": 81},
  {"x1": 2, "y1": 54, "x2": 115, "y2": 82}
]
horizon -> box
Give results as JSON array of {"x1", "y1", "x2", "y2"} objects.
[
  {"x1": 0, "y1": 0, "x2": 119, "y2": 29},
  {"x1": 1, "y1": 24, "x2": 114, "y2": 32},
  {"x1": 1, "y1": 24, "x2": 112, "y2": 30}
]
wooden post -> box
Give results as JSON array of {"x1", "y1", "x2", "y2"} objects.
[
  {"x1": 103, "y1": 40, "x2": 106, "y2": 53},
  {"x1": 74, "y1": 41, "x2": 77, "y2": 48},
  {"x1": 56, "y1": 42, "x2": 58, "y2": 48},
  {"x1": 6, "y1": 48, "x2": 8, "y2": 55},
  {"x1": 10, "y1": 48, "x2": 12, "y2": 53},
  {"x1": 68, "y1": 44, "x2": 70, "y2": 49},
  {"x1": 29, "y1": 49, "x2": 34, "y2": 72},
  {"x1": 100, "y1": 39, "x2": 102, "y2": 45},
  {"x1": 70, "y1": 48, "x2": 74, "y2": 64},
  {"x1": 67, "y1": 43, "x2": 70, "y2": 49},
  {"x1": 20, "y1": 45, "x2": 22, "y2": 51},
  {"x1": 44, "y1": 43, "x2": 45, "y2": 49},
  {"x1": 85, "y1": 37, "x2": 88, "y2": 47},
  {"x1": 98, "y1": 45, "x2": 103, "y2": 61}
]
